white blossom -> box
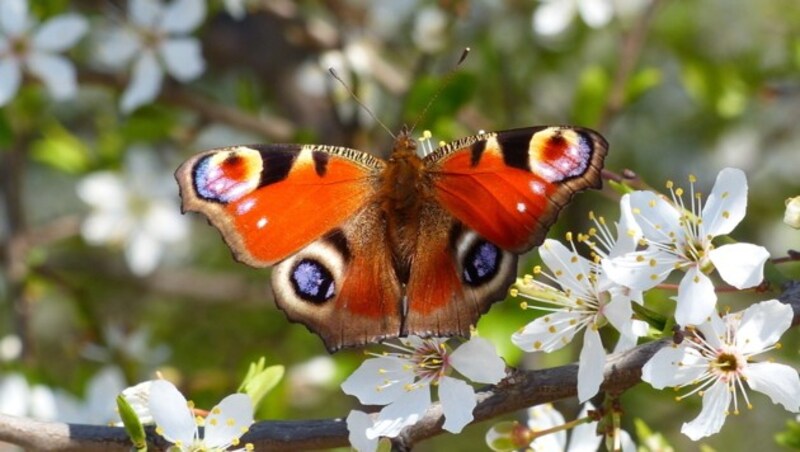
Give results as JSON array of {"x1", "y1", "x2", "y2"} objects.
[
  {"x1": 341, "y1": 336, "x2": 505, "y2": 442},
  {"x1": 604, "y1": 168, "x2": 770, "y2": 326},
  {"x1": 76, "y1": 147, "x2": 189, "y2": 276},
  {"x1": 641, "y1": 299, "x2": 800, "y2": 440},
  {"x1": 511, "y1": 232, "x2": 642, "y2": 402},
  {"x1": 0, "y1": 0, "x2": 88, "y2": 105},
  {"x1": 53, "y1": 367, "x2": 126, "y2": 425},
  {"x1": 149, "y1": 379, "x2": 254, "y2": 451},
  {"x1": 96, "y1": 0, "x2": 206, "y2": 112}
]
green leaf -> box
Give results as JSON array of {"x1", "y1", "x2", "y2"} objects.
[
  {"x1": 625, "y1": 67, "x2": 663, "y2": 104},
  {"x1": 776, "y1": 417, "x2": 800, "y2": 449},
  {"x1": 116, "y1": 394, "x2": 147, "y2": 451},
  {"x1": 30, "y1": 122, "x2": 91, "y2": 173},
  {"x1": 238, "y1": 357, "x2": 285, "y2": 410}
]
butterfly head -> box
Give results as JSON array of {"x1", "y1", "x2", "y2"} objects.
[{"x1": 391, "y1": 125, "x2": 418, "y2": 157}]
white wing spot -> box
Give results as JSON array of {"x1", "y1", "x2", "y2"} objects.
[
  {"x1": 530, "y1": 180, "x2": 545, "y2": 195},
  {"x1": 237, "y1": 198, "x2": 256, "y2": 215},
  {"x1": 257, "y1": 217, "x2": 268, "y2": 229},
  {"x1": 517, "y1": 202, "x2": 527, "y2": 213}
]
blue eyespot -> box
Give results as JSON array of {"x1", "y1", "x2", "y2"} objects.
[
  {"x1": 463, "y1": 241, "x2": 501, "y2": 286},
  {"x1": 290, "y1": 259, "x2": 335, "y2": 303}
]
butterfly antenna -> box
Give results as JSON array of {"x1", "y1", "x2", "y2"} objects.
[
  {"x1": 408, "y1": 47, "x2": 471, "y2": 135},
  {"x1": 328, "y1": 67, "x2": 396, "y2": 139}
]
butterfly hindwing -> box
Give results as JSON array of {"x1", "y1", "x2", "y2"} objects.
[
  {"x1": 424, "y1": 126, "x2": 608, "y2": 254},
  {"x1": 175, "y1": 144, "x2": 383, "y2": 266},
  {"x1": 271, "y1": 204, "x2": 402, "y2": 351},
  {"x1": 403, "y1": 202, "x2": 517, "y2": 337}
]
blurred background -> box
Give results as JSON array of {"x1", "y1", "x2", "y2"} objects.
[{"x1": 1, "y1": 0, "x2": 799, "y2": 450}]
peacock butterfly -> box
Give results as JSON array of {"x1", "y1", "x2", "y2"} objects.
[{"x1": 175, "y1": 125, "x2": 607, "y2": 351}]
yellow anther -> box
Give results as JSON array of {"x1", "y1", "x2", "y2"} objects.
[
  {"x1": 666, "y1": 180, "x2": 674, "y2": 189},
  {"x1": 675, "y1": 188, "x2": 684, "y2": 196},
  {"x1": 688, "y1": 174, "x2": 697, "y2": 183}
]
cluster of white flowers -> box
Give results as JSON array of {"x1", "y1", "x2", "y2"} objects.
[{"x1": 505, "y1": 167, "x2": 799, "y2": 442}]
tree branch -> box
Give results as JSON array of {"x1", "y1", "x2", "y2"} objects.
[{"x1": 1, "y1": 282, "x2": 797, "y2": 451}]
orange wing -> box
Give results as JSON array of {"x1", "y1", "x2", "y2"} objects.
[
  {"x1": 424, "y1": 126, "x2": 608, "y2": 254},
  {"x1": 176, "y1": 144, "x2": 383, "y2": 266}
]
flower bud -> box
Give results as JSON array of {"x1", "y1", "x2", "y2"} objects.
[
  {"x1": 485, "y1": 421, "x2": 531, "y2": 451},
  {"x1": 784, "y1": 196, "x2": 800, "y2": 229}
]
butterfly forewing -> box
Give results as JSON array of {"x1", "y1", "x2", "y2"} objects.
[
  {"x1": 424, "y1": 126, "x2": 608, "y2": 253},
  {"x1": 175, "y1": 144, "x2": 383, "y2": 267}
]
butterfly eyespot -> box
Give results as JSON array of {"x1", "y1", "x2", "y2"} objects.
[
  {"x1": 462, "y1": 240, "x2": 502, "y2": 286},
  {"x1": 192, "y1": 148, "x2": 263, "y2": 203},
  {"x1": 527, "y1": 128, "x2": 592, "y2": 183},
  {"x1": 290, "y1": 258, "x2": 336, "y2": 304}
]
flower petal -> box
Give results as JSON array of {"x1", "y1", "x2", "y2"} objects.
[
  {"x1": 0, "y1": 374, "x2": 30, "y2": 416},
  {"x1": 449, "y1": 337, "x2": 505, "y2": 384},
  {"x1": 603, "y1": 249, "x2": 676, "y2": 291},
  {"x1": 528, "y1": 404, "x2": 567, "y2": 450},
  {"x1": 734, "y1": 299, "x2": 793, "y2": 354},
  {"x1": 32, "y1": 14, "x2": 88, "y2": 52},
  {"x1": 695, "y1": 309, "x2": 726, "y2": 349},
  {"x1": 159, "y1": 38, "x2": 205, "y2": 82},
  {"x1": 161, "y1": 0, "x2": 206, "y2": 33},
  {"x1": 577, "y1": 327, "x2": 605, "y2": 402},
  {"x1": 539, "y1": 239, "x2": 595, "y2": 297},
  {"x1": 439, "y1": 376, "x2": 476, "y2": 433},
  {"x1": 26, "y1": 53, "x2": 78, "y2": 100},
  {"x1": 680, "y1": 381, "x2": 730, "y2": 440},
  {"x1": 126, "y1": 230, "x2": 162, "y2": 275},
  {"x1": 120, "y1": 51, "x2": 163, "y2": 112},
  {"x1": 95, "y1": 28, "x2": 142, "y2": 69},
  {"x1": 512, "y1": 310, "x2": 582, "y2": 353},
  {"x1": 603, "y1": 294, "x2": 634, "y2": 337},
  {"x1": 0, "y1": 0, "x2": 30, "y2": 37},
  {"x1": 368, "y1": 386, "x2": 430, "y2": 439},
  {"x1": 708, "y1": 243, "x2": 769, "y2": 289},
  {"x1": 341, "y1": 356, "x2": 412, "y2": 406},
  {"x1": 567, "y1": 403, "x2": 601, "y2": 451},
  {"x1": 129, "y1": 0, "x2": 162, "y2": 28},
  {"x1": 743, "y1": 362, "x2": 800, "y2": 413},
  {"x1": 577, "y1": 0, "x2": 613, "y2": 28},
  {"x1": 675, "y1": 267, "x2": 717, "y2": 326},
  {"x1": 148, "y1": 380, "x2": 196, "y2": 446},
  {"x1": 628, "y1": 190, "x2": 684, "y2": 245},
  {"x1": 0, "y1": 57, "x2": 21, "y2": 106},
  {"x1": 203, "y1": 393, "x2": 253, "y2": 448},
  {"x1": 532, "y1": 0, "x2": 577, "y2": 36},
  {"x1": 641, "y1": 344, "x2": 705, "y2": 389},
  {"x1": 701, "y1": 168, "x2": 748, "y2": 237},
  {"x1": 608, "y1": 194, "x2": 642, "y2": 258},
  {"x1": 346, "y1": 410, "x2": 378, "y2": 452}
]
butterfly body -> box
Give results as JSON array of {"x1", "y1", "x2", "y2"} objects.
[{"x1": 176, "y1": 126, "x2": 608, "y2": 351}]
